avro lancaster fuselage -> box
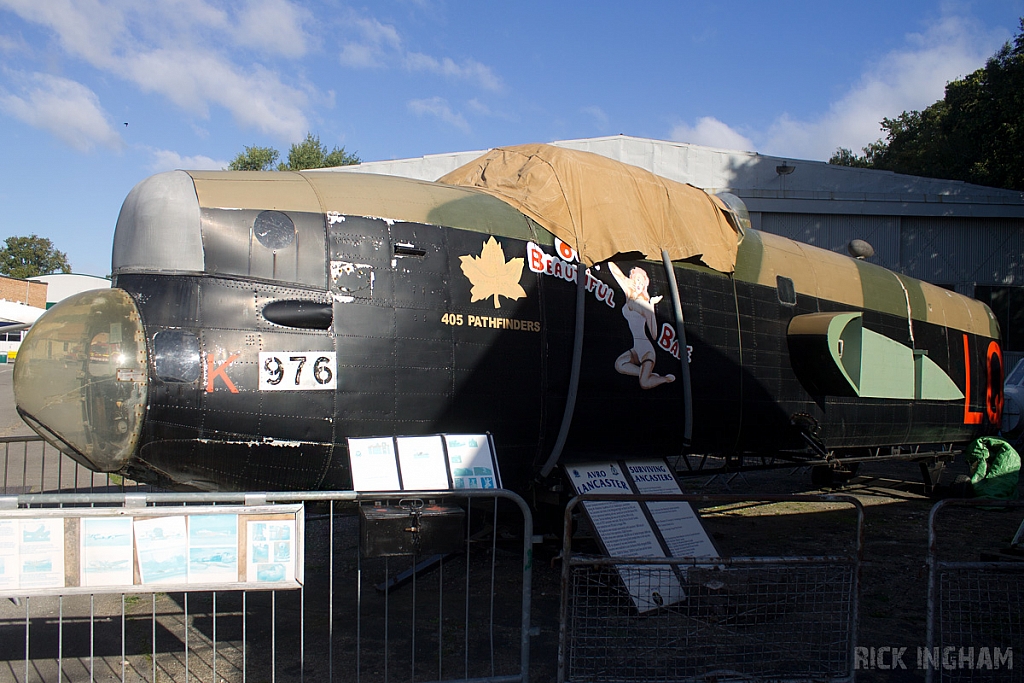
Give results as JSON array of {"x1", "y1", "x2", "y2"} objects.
[{"x1": 14, "y1": 150, "x2": 1003, "y2": 494}]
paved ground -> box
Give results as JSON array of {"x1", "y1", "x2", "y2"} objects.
[
  {"x1": 0, "y1": 365, "x2": 34, "y2": 439},
  {"x1": 1, "y1": 367, "x2": 1022, "y2": 682}
]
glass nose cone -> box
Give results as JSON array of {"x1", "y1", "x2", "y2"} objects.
[{"x1": 14, "y1": 288, "x2": 148, "y2": 472}]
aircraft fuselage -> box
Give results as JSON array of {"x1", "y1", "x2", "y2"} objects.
[{"x1": 13, "y1": 169, "x2": 1003, "y2": 493}]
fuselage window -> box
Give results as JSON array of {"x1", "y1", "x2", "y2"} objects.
[
  {"x1": 153, "y1": 330, "x2": 201, "y2": 383},
  {"x1": 253, "y1": 210, "x2": 296, "y2": 250},
  {"x1": 777, "y1": 275, "x2": 797, "y2": 306}
]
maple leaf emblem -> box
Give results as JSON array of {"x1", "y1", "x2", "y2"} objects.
[{"x1": 459, "y1": 237, "x2": 527, "y2": 308}]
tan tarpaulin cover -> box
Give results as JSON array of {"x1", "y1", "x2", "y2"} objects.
[{"x1": 438, "y1": 144, "x2": 739, "y2": 272}]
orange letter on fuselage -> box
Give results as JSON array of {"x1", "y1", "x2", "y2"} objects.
[
  {"x1": 963, "y1": 334, "x2": 982, "y2": 425},
  {"x1": 206, "y1": 353, "x2": 240, "y2": 393}
]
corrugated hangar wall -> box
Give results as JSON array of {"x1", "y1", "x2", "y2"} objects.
[
  {"x1": 758, "y1": 212, "x2": 1024, "y2": 369},
  {"x1": 757, "y1": 214, "x2": 1024, "y2": 284},
  {"x1": 900, "y1": 216, "x2": 1024, "y2": 287}
]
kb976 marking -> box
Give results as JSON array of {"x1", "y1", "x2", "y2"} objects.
[{"x1": 258, "y1": 352, "x2": 337, "y2": 391}]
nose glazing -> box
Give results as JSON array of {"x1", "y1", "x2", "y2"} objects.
[{"x1": 13, "y1": 288, "x2": 148, "y2": 472}]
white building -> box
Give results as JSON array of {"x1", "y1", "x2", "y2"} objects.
[{"x1": 1, "y1": 274, "x2": 110, "y2": 362}]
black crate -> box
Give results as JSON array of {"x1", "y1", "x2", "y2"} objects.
[{"x1": 359, "y1": 503, "x2": 466, "y2": 557}]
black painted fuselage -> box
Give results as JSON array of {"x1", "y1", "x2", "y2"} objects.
[{"x1": 14, "y1": 170, "x2": 1003, "y2": 493}]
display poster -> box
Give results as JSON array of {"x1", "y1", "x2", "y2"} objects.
[
  {"x1": 80, "y1": 517, "x2": 134, "y2": 587},
  {"x1": 0, "y1": 505, "x2": 303, "y2": 598},
  {"x1": 247, "y1": 519, "x2": 295, "y2": 583},
  {"x1": 444, "y1": 434, "x2": 500, "y2": 489},
  {"x1": 567, "y1": 462, "x2": 684, "y2": 612},
  {"x1": 134, "y1": 516, "x2": 188, "y2": 585},
  {"x1": 18, "y1": 519, "x2": 65, "y2": 590},
  {"x1": 348, "y1": 436, "x2": 402, "y2": 491},
  {"x1": 626, "y1": 460, "x2": 718, "y2": 558},
  {"x1": 349, "y1": 434, "x2": 503, "y2": 492},
  {"x1": 0, "y1": 520, "x2": 17, "y2": 590},
  {"x1": 187, "y1": 515, "x2": 239, "y2": 584},
  {"x1": 395, "y1": 436, "x2": 451, "y2": 490}
]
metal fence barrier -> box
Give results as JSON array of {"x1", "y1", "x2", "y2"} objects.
[
  {"x1": 927, "y1": 499, "x2": 1024, "y2": 683},
  {"x1": 559, "y1": 493, "x2": 863, "y2": 683},
  {"x1": 1, "y1": 436, "x2": 154, "y2": 495},
  {"x1": 0, "y1": 489, "x2": 534, "y2": 683}
]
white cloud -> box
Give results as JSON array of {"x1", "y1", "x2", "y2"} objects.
[
  {"x1": 0, "y1": 0, "x2": 312, "y2": 141},
  {"x1": 670, "y1": 116, "x2": 754, "y2": 151},
  {"x1": 355, "y1": 16, "x2": 403, "y2": 49},
  {"x1": 124, "y1": 49, "x2": 308, "y2": 138},
  {"x1": 339, "y1": 42, "x2": 380, "y2": 69},
  {"x1": 149, "y1": 148, "x2": 227, "y2": 171},
  {"x1": 668, "y1": 14, "x2": 1007, "y2": 161},
  {"x1": 233, "y1": 0, "x2": 312, "y2": 59},
  {"x1": 339, "y1": 17, "x2": 403, "y2": 68},
  {"x1": 467, "y1": 98, "x2": 491, "y2": 115},
  {"x1": 0, "y1": 73, "x2": 122, "y2": 151},
  {"x1": 408, "y1": 96, "x2": 470, "y2": 133},
  {"x1": 404, "y1": 53, "x2": 503, "y2": 92},
  {"x1": 0, "y1": 32, "x2": 29, "y2": 54},
  {"x1": 581, "y1": 105, "x2": 609, "y2": 130},
  {"x1": 467, "y1": 97, "x2": 518, "y2": 123},
  {"x1": 761, "y1": 15, "x2": 1004, "y2": 159},
  {"x1": 0, "y1": 0, "x2": 125, "y2": 68},
  {"x1": 341, "y1": 14, "x2": 503, "y2": 91}
]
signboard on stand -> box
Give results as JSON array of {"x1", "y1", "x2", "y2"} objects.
[
  {"x1": 565, "y1": 459, "x2": 717, "y2": 613},
  {"x1": 625, "y1": 460, "x2": 718, "y2": 558},
  {"x1": 348, "y1": 433, "x2": 500, "y2": 492}
]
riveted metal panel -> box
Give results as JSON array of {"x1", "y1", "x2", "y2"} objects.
[
  {"x1": 200, "y1": 208, "x2": 326, "y2": 289},
  {"x1": 113, "y1": 171, "x2": 205, "y2": 275}
]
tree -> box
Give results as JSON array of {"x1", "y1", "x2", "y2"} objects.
[
  {"x1": 0, "y1": 235, "x2": 71, "y2": 279},
  {"x1": 828, "y1": 139, "x2": 889, "y2": 168},
  {"x1": 829, "y1": 17, "x2": 1024, "y2": 191},
  {"x1": 828, "y1": 147, "x2": 872, "y2": 168},
  {"x1": 228, "y1": 145, "x2": 280, "y2": 171},
  {"x1": 280, "y1": 133, "x2": 360, "y2": 170},
  {"x1": 227, "y1": 133, "x2": 359, "y2": 172}
]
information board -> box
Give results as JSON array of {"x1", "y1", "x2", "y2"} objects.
[
  {"x1": 348, "y1": 436, "x2": 402, "y2": 491},
  {"x1": 0, "y1": 518, "x2": 65, "y2": 591},
  {"x1": 348, "y1": 433, "x2": 501, "y2": 492},
  {"x1": 444, "y1": 434, "x2": 500, "y2": 489},
  {"x1": 0, "y1": 504, "x2": 304, "y2": 598},
  {"x1": 396, "y1": 436, "x2": 451, "y2": 490},
  {"x1": 80, "y1": 517, "x2": 134, "y2": 587},
  {"x1": 566, "y1": 462, "x2": 686, "y2": 613},
  {"x1": 625, "y1": 460, "x2": 717, "y2": 558}
]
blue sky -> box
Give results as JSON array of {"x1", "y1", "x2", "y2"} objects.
[{"x1": 1, "y1": 0, "x2": 1022, "y2": 277}]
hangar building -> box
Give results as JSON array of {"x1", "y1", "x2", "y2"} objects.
[{"x1": 331, "y1": 135, "x2": 1024, "y2": 371}]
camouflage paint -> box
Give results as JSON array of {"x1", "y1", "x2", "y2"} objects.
[{"x1": 15, "y1": 170, "x2": 1005, "y2": 493}]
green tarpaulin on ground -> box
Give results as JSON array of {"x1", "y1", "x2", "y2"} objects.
[{"x1": 966, "y1": 437, "x2": 1021, "y2": 500}]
